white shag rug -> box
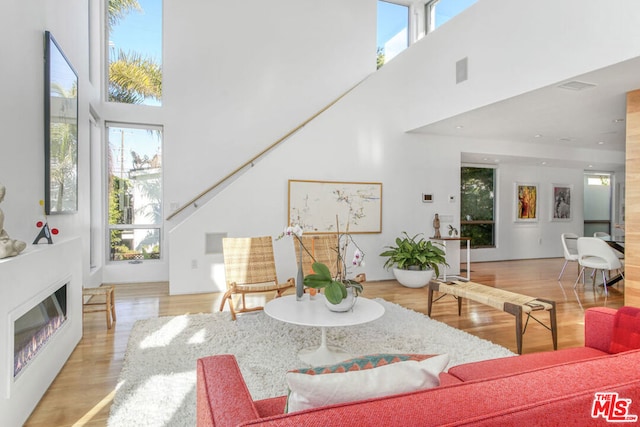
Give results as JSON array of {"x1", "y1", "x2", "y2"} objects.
[{"x1": 108, "y1": 299, "x2": 515, "y2": 426}]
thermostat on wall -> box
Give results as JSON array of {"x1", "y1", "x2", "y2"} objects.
[{"x1": 422, "y1": 193, "x2": 433, "y2": 203}]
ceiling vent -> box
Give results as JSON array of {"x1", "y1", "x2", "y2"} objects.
[{"x1": 557, "y1": 80, "x2": 597, "y2": 91}]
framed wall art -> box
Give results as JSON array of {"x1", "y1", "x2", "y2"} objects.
[
  {"x1": 551, "y1": 184, "x2": 572, "y2": 221},
  {"x1": 44, "y1": 31, "x2": 78, "y2": 214},
  {"x1": 288, "y1": 180, "x2": 382, "y2": 233},
  {"x1": 515, "y1": 183, "x2": 538, "y2": 222}
]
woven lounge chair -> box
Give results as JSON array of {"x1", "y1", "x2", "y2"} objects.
[
  {"x1": 294, "y1": 234, "x2": 366, "y2": 283},
  {"x1": 220, "y1": 236, "x2": 294, "y2": 320}
]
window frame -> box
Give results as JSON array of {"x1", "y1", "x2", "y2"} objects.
[
  {"x1": 377, "y1": 0, "x2": 431, "y2": 67},
  {"x1": 425, "y1": 0, "x2": 477, "y2": 34},
  {"x1": 460, "y1": 165, "x2": 496, "y2": 249},
  {"x1": 105, "y1": 0, "x2": 163, "y2": 106},
  {"x1": 105, "y1": 121, "x2": 164, "y2": 264}
]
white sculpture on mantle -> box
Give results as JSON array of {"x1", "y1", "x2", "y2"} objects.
[{"x1": 0, "y1": 184, "x2": 27, "y2": 259}]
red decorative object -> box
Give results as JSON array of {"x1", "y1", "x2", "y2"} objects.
[{"x1": 33, "y1": 199, "x2": 58, "y2": 244}]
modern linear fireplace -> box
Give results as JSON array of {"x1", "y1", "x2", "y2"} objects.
[
  {"x1": 13, "y1": 284, "x2": 68, "y2": 378},
  {"x1": 1, "y1": 237, "x2": 82, "y2": 427}
]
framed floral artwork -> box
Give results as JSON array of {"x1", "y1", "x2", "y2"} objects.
[
  {"x1": 515, "y1": 183, "x2": 538, "y2": 222},
  {"x1": 288, "y1": 180, "x2": 382, "y2": 233},
  {"x1": 551, "y1": 184, "x2": 572, "y2": 221}
]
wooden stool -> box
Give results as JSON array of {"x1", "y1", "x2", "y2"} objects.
[{"x1": 82, "y1": 286, "x2": 116, "y2": 329}]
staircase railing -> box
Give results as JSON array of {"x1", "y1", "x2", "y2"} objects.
[{"x1": 166, "y1": 77, "x2": 368, "y2": 221}]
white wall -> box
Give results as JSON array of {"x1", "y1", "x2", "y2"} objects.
[
  {"x1": 403, "y1": 0, "x2": 640, "y2": 131},
  {"x1": 0, "y1": 1, "x2": 93, "y2": 281},
  {"x1": 0, "y1": 0, "x2": 635, "y2": 295},
  {"x1": 168, "y1": 0, "x2": 634, "y2": 293},
  {"x1": 162, "y1": 0, "x2": 376, "y2": 214}
]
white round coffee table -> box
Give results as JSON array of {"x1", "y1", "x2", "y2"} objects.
[{"x1": 264, "y1": 294, "x2": 385, "y2": 365}]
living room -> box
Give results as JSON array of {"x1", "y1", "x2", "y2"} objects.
[{"x1": 1, "y1": 0, "x2": 640, "y2": 425}]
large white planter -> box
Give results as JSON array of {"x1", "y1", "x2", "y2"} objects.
[{"x1": 392, "y1": 268, "x2": 435, "y2": 288}]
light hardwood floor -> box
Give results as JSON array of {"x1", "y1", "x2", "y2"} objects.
[{"x1": 25, "y1": 257, "x2": 624, "y2": 426}]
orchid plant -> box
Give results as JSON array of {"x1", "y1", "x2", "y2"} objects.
[{"x1": 279, "y1": 224, "x2": 365, "y2": 304}]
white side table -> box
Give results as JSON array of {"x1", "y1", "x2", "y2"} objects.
[
  {"x1": 430, "y1": 237, "x2": 471, "y2": 281},
  {"x1": 264, "y1": 294, "x2": 385, "y2": 365}
]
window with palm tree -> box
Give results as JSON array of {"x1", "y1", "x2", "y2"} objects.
[
  {"x1": 106, "y1": 1, "x2": 163, "y2": 262},
  {"x1": 107, "y1": 0, "x2": 162, "y2": 105}
]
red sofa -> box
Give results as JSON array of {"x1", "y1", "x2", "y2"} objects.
[{"x1": 197, "y1": 306, "x2": 640, "y2": 426}]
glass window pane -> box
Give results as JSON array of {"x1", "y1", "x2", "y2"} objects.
[
  {"x1": 107, "y1": 0, "x2": 162, "y2": 105},
  {"x1": 377, "y1": 1, "x2": 409, "y2": 68},
  {"x1": 427, "y1": 0, "x2": 477, "y2": 33},
  {"x1": 107, "y1": 124, "x2": 162, "y2": 262},
  {"x1": 461, "y1": 166, "x2": 495, "y2": 248},
  {"x1": 461, "y1": 167, "x2": 495, "y2": 221},
  {"x1": 110, "y1": 228, "x2": 161, "y2": 261},
  {"x1": 108, "y1": 126, "x2": 162, "y2": 226}
]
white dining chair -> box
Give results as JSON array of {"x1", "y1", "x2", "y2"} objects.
[
  {"x1": 574, "y1": 237, "x2": 624, "y2": 296},
  {"x1": 593, "y1": 232, "x2": 624, "y2": 259},
  {"x1": 558, "y1": 233, "x2": 579, "y2": 280}
]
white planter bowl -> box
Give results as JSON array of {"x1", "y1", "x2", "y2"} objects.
[{"x1": 392, "y1": 268, "x2": 434, "y2": 288}]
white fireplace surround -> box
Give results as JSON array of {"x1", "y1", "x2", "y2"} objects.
[{"x1": 0, "y1": 237, "x2": 82, "y2": 426}]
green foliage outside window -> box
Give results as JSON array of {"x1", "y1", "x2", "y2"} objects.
[
  {"x1": 460, "y1": 167, "x2": 495, "y2": 248},
  {"x1": 108, "y1": 0, "x2": 162, "y2": 105}
]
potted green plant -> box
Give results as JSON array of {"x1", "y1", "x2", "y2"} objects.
[
  {"x1": 303, "y1": 261, "x2": 364, "y2": 308},
  {"x1": 379, "y1": 232, "x2": 448, "y2": 288}
]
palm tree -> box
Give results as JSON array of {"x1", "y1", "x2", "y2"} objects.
[
  {"x1": 108, "y1": 0, "x2": 142, "y2": 30},
  {"x1": 108, "y1": 0, "x2": 162, "y2": 104},
  {"x1": 109, "y1": 50, "x2": 162, "y2": 103},
  {"x1": 49, "y1": 82, "x2": 78, "y2": 212}
]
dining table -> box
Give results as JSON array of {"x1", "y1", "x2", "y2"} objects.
[{"x1": 602, "y1": 237, "x2": 625, "y2": 286}]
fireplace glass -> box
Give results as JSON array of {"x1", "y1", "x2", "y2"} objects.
[{"x1": 14, "y1": 284, "x2": 67, "y2": 378}]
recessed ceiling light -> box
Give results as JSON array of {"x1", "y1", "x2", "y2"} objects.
[
  {"x1": 613, "y1": 118, "x2": 625, "y2": 123},
  {"x1": 559, "y1": 137, "x2": 574, "y2": 142},
  {"x1": 598, "y1": 141, "x2": 605, "y2": 145},
  {"x1": 541, "y1": 161, "x2": 548, "y2": 165},
  {"x1": 534, "y1": 134, "x2": 543, "y2": 138},
  {"x1": 588, "y1": 165, "x2": 594, "y2": 168},
  {"x1": 455, "y1": 125, "x2": 464, "y2": 129}
]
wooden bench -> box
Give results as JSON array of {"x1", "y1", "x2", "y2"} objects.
[{"x1": 427, "y1": 280, "x2": 557, "y2": 354}]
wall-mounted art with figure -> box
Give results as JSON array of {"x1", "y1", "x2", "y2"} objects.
[
  {"x1": 551, "y1": 184, "x2": 572, "y2": 221},
  {"x1": 515, "y1": 183, "x2": 538, "y2": 222}
]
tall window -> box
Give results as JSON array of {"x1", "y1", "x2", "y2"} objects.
[
  {"x1": 107, "y1": 0, "x2": 162, "y2": 105},
  {"x1": 584, "y1": 173, "x2": 612, "y2": 237},
  {"x1": 107, "y1": 123, "x2": 163, "y2": 262},
  {"x1": 460, "y1": 166, "x2": 495, "y2": 248},
  {"x1": 425, "y1": 0, "x2": 477, "y2": 33},
  {"x1": 377, "y1": 1, "x2": 409, "y2": 68}
]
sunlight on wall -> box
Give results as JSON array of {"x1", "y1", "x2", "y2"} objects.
[
  {"x1": 357, "y1": 130, "x2": 385, "y2": 168},
  {"x1": 211, "y1": 263, "x2": 226, "y2": 292}
]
